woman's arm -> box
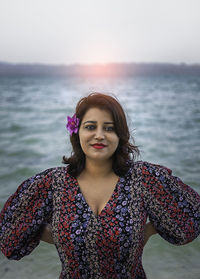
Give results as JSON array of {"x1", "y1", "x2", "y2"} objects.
[
  {"x1": 144, "y1": 222, "x2": 157, "y2": 246},
  {"x1": 142, "y1": 162, "x2": 200, "y2": 245},
  {"x1": 40, "y1": 224, "x2": 54, "y2": 244},
  {"x1": 0, "y1": 168, "x2": 54, "y2": 259}
]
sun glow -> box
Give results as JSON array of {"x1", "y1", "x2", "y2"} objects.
[
  {"x1": 79, "y1": 63, "x2": 120, "y2": 77},
  {"x1": 75, "y1": 43, "x2": 126, "y2": 76}
]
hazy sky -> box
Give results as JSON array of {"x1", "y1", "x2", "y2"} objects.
[{"x1": 0, "y1": 0, "x2": 200, "y2": 64}]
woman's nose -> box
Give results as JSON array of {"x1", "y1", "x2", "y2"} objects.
[{"x1": 94, "y1": 128, "x2": 105, "y2": 140}]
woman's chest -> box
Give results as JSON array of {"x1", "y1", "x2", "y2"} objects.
[
  {"x1": 77, "y1": 176, "x2": 119, "y2": 217},
  {"x1": 52, "y1": 176, "x2": 147, "y2": 247}
]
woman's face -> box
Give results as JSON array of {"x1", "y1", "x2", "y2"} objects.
[{"x1": 79, "y1": 107, "x2": 119, "y2": 163}]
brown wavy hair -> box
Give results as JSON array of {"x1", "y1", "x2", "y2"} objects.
[{"x1": 63, "y1": 93, "x2": 139, "y2": 177}]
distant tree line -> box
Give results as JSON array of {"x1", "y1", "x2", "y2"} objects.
[{"x1": 0, "y1": 61, "x2": 200, "y2": 76}]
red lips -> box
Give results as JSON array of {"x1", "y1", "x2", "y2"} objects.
[{"x1": 92, "y1": 143, "x2": 106, "y2": 149}]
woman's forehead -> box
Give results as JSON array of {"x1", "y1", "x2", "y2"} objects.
[{"x1": 82, "y1": 107, "x2": 113, "y2": 121}]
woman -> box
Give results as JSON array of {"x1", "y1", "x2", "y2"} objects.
[{"x1": 0, "y1": 93, "x2": 200, "y2": 278}]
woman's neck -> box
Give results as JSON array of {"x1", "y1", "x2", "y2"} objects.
[{"x1": 83, "y1": 159, "x2": 113, "y2": 179}]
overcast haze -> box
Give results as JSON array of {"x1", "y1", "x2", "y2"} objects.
[{"x1": 0, "y1": 0, "x2": 200, "y2": 65}]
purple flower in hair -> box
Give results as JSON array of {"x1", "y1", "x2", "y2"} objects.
[{"x1": 66, "y1": 114, "x2": 80, "y2": 136}]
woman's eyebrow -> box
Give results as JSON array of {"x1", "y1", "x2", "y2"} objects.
[
  {"x1": 83, "y1": 121, "x2": 114, "y2": 124},
  {"x1": 83, "y1": 121, "x2": 96, "y2": 124}
]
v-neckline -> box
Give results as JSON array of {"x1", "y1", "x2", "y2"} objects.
[{"x1": 74, "y1": 176, "x2": 120, "y2": 218}]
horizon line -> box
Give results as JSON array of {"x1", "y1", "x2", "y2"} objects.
[{"x1": 0, "y1": 60, "x2": 200, "y2": 66}]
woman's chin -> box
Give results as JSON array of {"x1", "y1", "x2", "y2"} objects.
[{"x1": 86, "y1": 154, "x2": 112, "y2": 163}]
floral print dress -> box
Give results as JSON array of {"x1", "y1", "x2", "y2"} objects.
[{"x1": 1, "y1": 161, "x2": 200, "y2": 279}]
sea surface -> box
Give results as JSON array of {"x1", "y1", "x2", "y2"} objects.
[{"x1": 0, "y1": 74, "x2": 200, "y2": 279}]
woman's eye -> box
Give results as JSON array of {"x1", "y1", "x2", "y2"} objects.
[
  {"x1": 105, "y1": 126, "x2": 115, "y2": 131},
  {"x1": 84, "y1": 125, "x2": 115, "y2": 131},
  {"x1": 85, "y1": 125, "x2": 96, "y2": 130}
]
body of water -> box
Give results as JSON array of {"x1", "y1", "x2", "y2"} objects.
[{"x1": 0, "y1": 74, "x2": 200, "y2": 278}]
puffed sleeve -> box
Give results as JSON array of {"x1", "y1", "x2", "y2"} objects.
[
  {"x1": 0, "y1": 168, "x2": 54, "y2": 260},
  {"x1": 141, "y1": 162, "x2": 200, "y2": 245}
]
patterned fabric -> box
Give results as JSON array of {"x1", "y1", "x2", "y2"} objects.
[{"x1": 0, "y1": 161, "x2": 200, "y2": 279}]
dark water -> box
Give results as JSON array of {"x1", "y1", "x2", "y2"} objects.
[{"x1": 0, "y1": 75, "x2": 200, "y2": 278}]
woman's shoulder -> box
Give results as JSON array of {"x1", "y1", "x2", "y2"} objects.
[
  {"x1": 15, "y1": 166, "x2": 70, "y2": 193},
  {"x1": 127, "y1": 160, "x2": 172, "y2": 178},
  {"x1": 33, "y1": 165, "x2": 69, "y2": 178},
  {"x1": 130, "y1": 159, "x2": 170, "y2": 169}
]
